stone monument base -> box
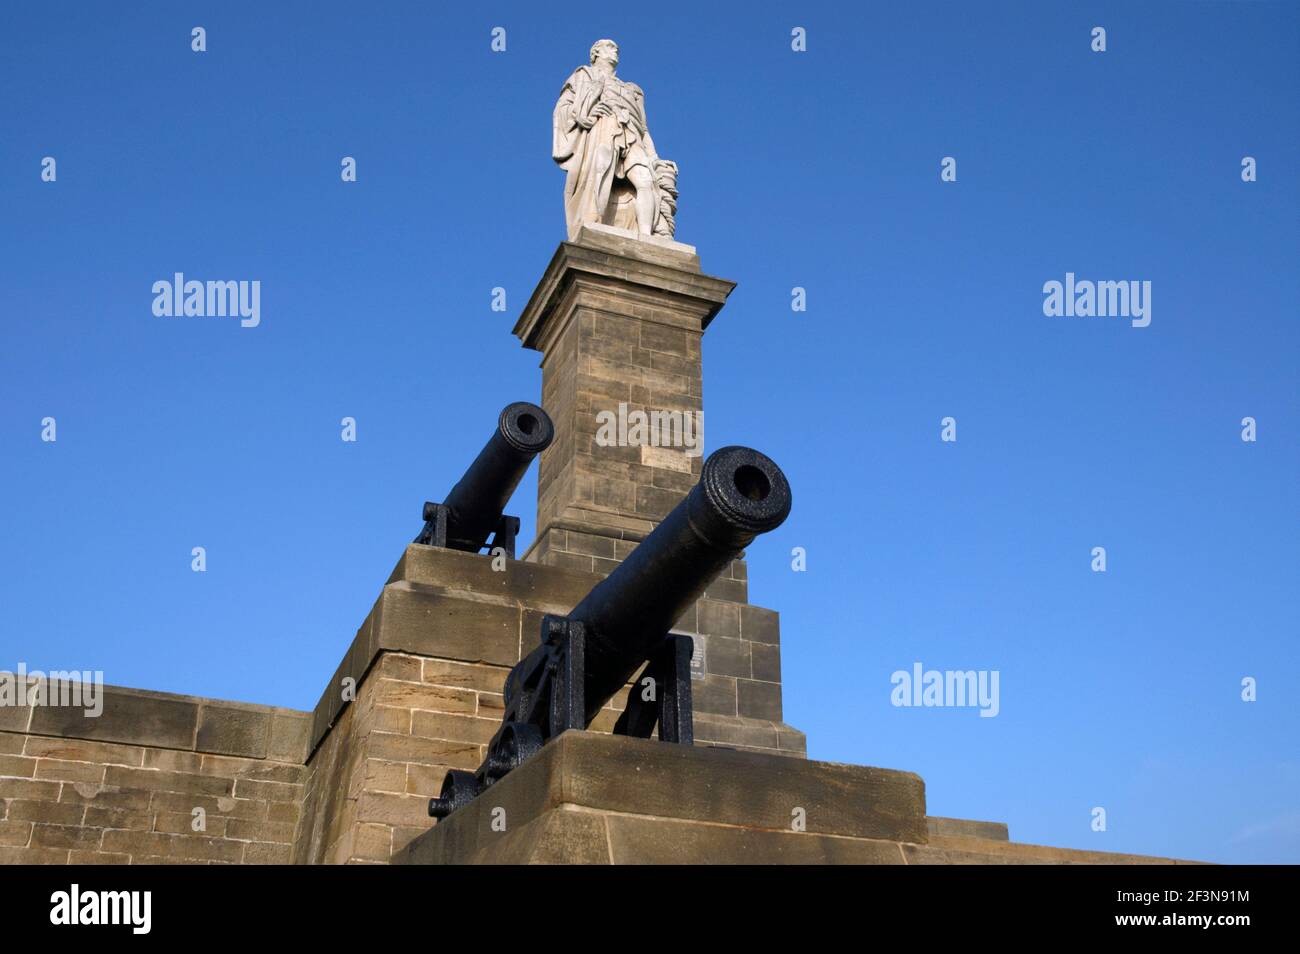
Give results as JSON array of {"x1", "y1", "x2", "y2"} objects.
[{"x1": 396, "y1": 731, "x2": 1202, "y2": 865}]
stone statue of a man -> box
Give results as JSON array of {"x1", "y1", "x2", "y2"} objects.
[{"x1": 552, "y1": 39, "x2": 678, "y2": 239}]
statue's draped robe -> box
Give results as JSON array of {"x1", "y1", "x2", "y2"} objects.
[{"x1": 553, "y1": 66, "x2": 661, "y2": 236}]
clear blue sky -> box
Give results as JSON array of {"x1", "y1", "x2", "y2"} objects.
[{"x1": 2, "y1": 1, "x2": 1296, "y2": 864}]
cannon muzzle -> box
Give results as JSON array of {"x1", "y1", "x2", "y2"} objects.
[{"x1": 568, "y1": 445, "x2": 791, "y2": 722}]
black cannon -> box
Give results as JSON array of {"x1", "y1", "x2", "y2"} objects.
[
  {"x1": 429, "y1": 445, "x2": 792, "y2": 819},
  {"x1": 415, "y1": 402, "x2": 555, "y2": 559}
]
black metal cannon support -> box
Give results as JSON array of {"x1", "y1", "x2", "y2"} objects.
[
  {"x1": 414, "y1": 402, "x2": 554, "y2": 559},
  {"x1": 414, "y1": 502, "x2": 521, "y2": 560},
  {"x1": 429, "y1": 445, "x2": 792, "y2": 820}
]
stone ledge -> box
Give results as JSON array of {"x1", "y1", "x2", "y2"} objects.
[
  {"x1": 694, "y1": 712, "x2": 806, "y2": 756},
  {"x1": 389, "y1": 543, "x2": 599, "y2": 610},
  {"x1": 390, "y1": 544, "x2": 771, "y2": 620},
  {"x1": 908, "y1": 834, "x2": 1207, "y2": 866},
  {"x1": 927, "y1": 816, "x2": 1009, "y2": 842},
  {"x1": 513, "y1": 237, "x2": 735, "y2": 353},
  {"x1": 396, "y1": 730, "x2": 928, "y2": 864},
  {"x1": 0, "y1": 681, "x2": 309, "y2": 764},
  {"x1": 570, "y1": 223, "x2": 698, "y2": 261}
]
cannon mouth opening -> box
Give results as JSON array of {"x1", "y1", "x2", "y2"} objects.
[
  {"x1": 499, "y1": 402, "x2": 555, "y2": 455},
  {"x1": 733, "y1": 465, "x2": 771, "y2": 502},
  {"x1": 698, "y1": 446, "x2": 792, "y2": 537}
]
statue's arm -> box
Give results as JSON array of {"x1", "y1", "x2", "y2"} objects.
[
  {"x1": 553, "y1": 81, "x2": 578, "y2": 162},
  {"x1": 556, "y1": 69, "x2": 603, "y2": 132},
  {"x1": 555, "y1": 84, "x2": 578, "y2": 128},
  {"x1": 553, "y1": 70, "x2": 592, "y2": 163},
  {"x1": 573, "y1": 73, "x2": 606, "y2": 129}
]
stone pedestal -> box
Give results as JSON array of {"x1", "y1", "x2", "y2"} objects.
[
  {"x1": 513, "y1": 224, "x2": 735, "y2": 573},
  {"x1": 397, "y1": 731, "x2": 928, "y2": 864}
]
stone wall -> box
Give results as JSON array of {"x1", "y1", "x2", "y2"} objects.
[{"x1": 0, "y1": 686, "x2": 308, "y2": 864}]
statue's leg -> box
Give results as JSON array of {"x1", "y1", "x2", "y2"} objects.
[
  {"x1": 626, "y1": 164, "x2": 656, "y2": 235},
  {"x1": 592, "y1": 144, "x2": 617, "y2": 223}
]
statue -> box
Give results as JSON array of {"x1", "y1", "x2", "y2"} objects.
[{"x1": 552, "y1": 39, "x2": 678, "y2": 239}]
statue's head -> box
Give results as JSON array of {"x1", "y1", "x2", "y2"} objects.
[{"x1": 589, "y1": 39, "x2": 619, "y2": 68}]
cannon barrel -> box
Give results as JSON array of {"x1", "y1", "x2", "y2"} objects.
[
  {"x1": 432, "y1": 402, "x2": 554, "y2": 552},
  {"x1": 519, "y1": 445, "x2": 791, "y2": 724}
]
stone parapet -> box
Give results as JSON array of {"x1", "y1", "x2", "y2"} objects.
[{"x1": 0, "y1": 684, "x2": 308, "y2": 864}]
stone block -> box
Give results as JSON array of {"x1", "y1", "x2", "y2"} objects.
[
  {"x1": 0, "y1": 754, "x2": 36, "y2": 777},
  {"x1": 106, "y1": 764, "x2": 222, "y2": 796},
  {"x1": 34, "y1": 758, "x2": 105, "y2": 783},
  {"x1": 739, "y1": 605, "x2": 780, "y2": 645},
  {"x1": 28, "y1": 685, "x2": 198, "y2": 750},
  {"x1": 244, "y1": 841, "x2": 293, "y2": 864},
  {"x1": 371, "y1": 679, "x2": 477, "y2": 716},
  {"x1": 83, "y1": 806, "x2": 152, "y2": 831},
  {"x1": 926, "y1": 816, "x2": 1010, "y2": 841},
  {"x1": 267, "y1": 710, "x2": 311, "y2": 763},
  {"x1": 700, "y1": 635, "x2": 749, "y2": 679},
  {"x1": 737, "y1": 679, "x2": 782, "y2": 721},
  {"x1": 68, "y1": 849, "x2": 130, "y2": 864},
  {"x1": 0, "y1": 846, "x2": 69, "y2": 864},
  {"x1": 604, "y1": 816, "x2": 906, "y2": 865},
  {"x1": 696, "y1": 600, "x2": 741, "y2": 638},
  {"x1": 0, "y1": 820, "x2": 32, "y2": 846},
  {"x1": 0, "y1": 700, "x2": 32, "y2": 733},
  {"x1": 775, "y1": 725, "x2": 808, "y2": 756},
  {"x1": 702, "y1": 577, "x2": 747, "y2": 604},
  {"x1": 902, "y1": 836, "x2": 1197, "y2": 866},
  {"x1": 196, "y1": 703, "x2": 272, "y2": 759},
  {"x1": 60, "y1": 784, "x2": 153, "y2": 811},
  {"x1": 7, "y1": 799, "x2": 87, "y2": 825},
  {"x1": 374, "y1": 583, "x2": 521, "y2": 667},
  {"x1": 422, "y1": 659, "x2": 509, "y2": 694},
  {"x1": 751, "y1": 642, "x2": 781, "y2": 683},
  {"x1": 0, "y1": 777, "x2": 61, "y2": 801},
  {"x1": 691, "y1": 674, "x2": 737, "y2": 717},
  {"x1": 23, "y1": 736, "x2": 145, "y2": 767}
]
